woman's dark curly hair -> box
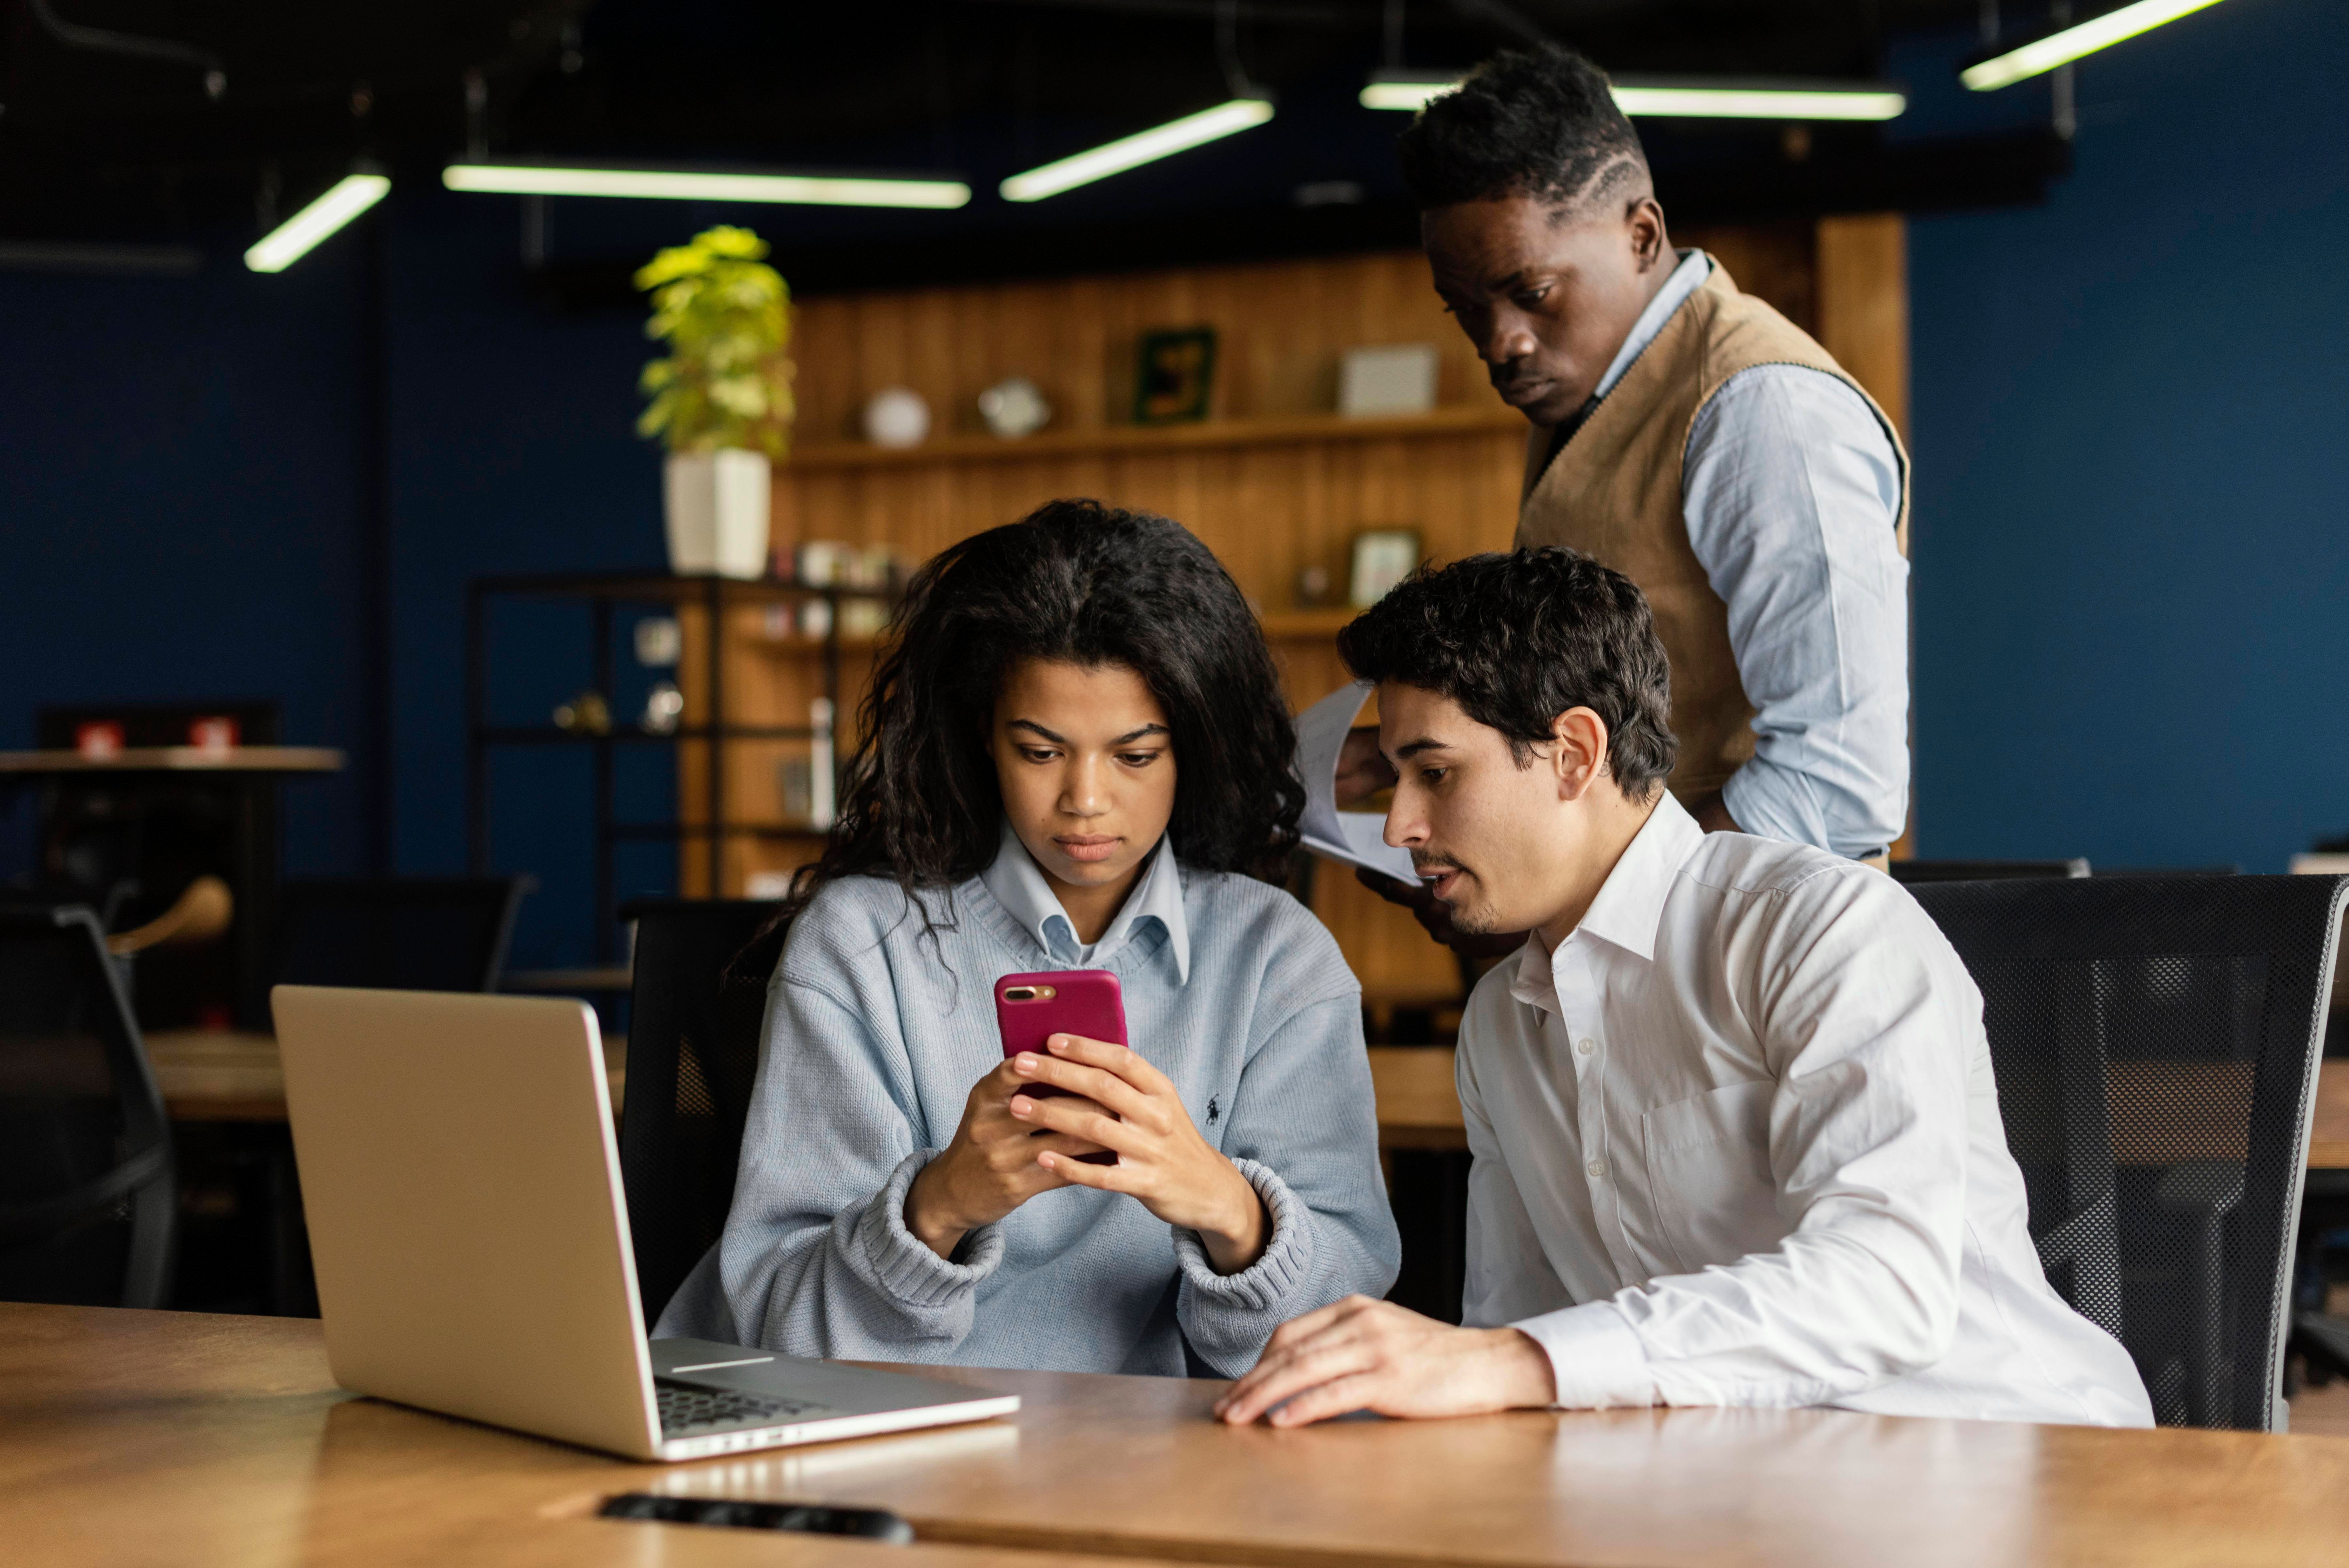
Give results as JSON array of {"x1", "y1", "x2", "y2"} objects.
[{"x1": 785, "y1": 499, "x2": 1304, "y2": 926}]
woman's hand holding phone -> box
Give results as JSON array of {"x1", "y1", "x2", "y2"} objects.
[
  {"x1": 903, "y1": 1059, "x2": 1115, "y2": 1260},
  {"x1": 1009, "y1": 1034, "x2": 1269, "y2": 1277}
]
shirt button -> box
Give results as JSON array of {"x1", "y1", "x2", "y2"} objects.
[
  {"x1": 1585, "y1": 1158, "x2": 1607, "y2": 1179},
  {"x1": 1575, "y1": 1037, "x2": 1596, "y2": 1056}
]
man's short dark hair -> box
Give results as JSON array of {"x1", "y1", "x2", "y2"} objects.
[
  {"x1": 1337, "y1": 547, "x2": 1676, "y2": 800},
  {"x1": 1395, "y1": 45, "x2": 1648, "y2": 215}
]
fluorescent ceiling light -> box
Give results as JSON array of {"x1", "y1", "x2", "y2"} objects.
[
  {"x1": 1962, "y1": 0, "x2": 2229, "y2": 90},
  {"x1": 1000, "y1": 97, "x2": 1275, "y2": 202},
  {"x1": 244, "y1": 173, "x2": 390, "y2": 273},
  {"x1": 1362, "y1": 71, "x2": 1906, "y2": 121},
  {"x1": 442, "y1": 161, "x2": 971, "y2": 209}
]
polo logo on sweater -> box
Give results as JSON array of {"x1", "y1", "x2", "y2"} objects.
[{"x1": 1206, "y1": 1096, "x2": 1220, "y2": 1126}]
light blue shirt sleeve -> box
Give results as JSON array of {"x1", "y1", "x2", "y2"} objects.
[{"x1": 1682, "y1": 365, "x2": 1910, "y2": 859}]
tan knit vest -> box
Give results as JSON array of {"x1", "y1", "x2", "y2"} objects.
[{"x1": 1514, "y1": 260, "x2": 1911, "y2": 801}]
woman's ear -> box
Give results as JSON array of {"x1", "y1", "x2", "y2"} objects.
[{"x1": 1549, "y1": 707, "x2": 1611, "y2": 801}]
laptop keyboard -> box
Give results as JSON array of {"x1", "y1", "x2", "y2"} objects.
[{"x1": 656, "y1": 1379, "x2": 833, "y2": 1434}]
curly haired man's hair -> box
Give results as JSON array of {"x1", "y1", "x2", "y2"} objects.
[
  {"x1": 1336, "y1": 547, "x2": 1676, "y2": 800},
  {"x1": 1395, "y1": 44, "x2": 1649, "y2": 215},
  {"x1": 783, "y1": 499, "x2": 1305, "y2": 934}
]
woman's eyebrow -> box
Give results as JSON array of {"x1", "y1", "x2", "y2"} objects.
[
  {"x1": 1112, "y1": 724, "x2": 1171, "y2": 744},
  {"x1": 1007, "y1": 719, "x2": 1067, "y2": 743}
]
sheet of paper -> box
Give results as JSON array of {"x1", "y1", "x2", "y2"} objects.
[{"x1": 1294, "y1": 681, "x2": 1421, "y2": 884}]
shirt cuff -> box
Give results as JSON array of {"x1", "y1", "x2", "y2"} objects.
[
  {"x1": 1512, "y1": 1302, "x2": 1657, "y2": 1410},
  {"x1": 1170, "y1": 1156, "x2": 1314, "y2": 1311},
  {"x1": 859, "y1": 1149, "x2": 1006, "y2": 1309}
]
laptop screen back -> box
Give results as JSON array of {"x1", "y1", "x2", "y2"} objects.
[{"x1": 272, "y1": 986, "x2": 661, "y2": 1459}]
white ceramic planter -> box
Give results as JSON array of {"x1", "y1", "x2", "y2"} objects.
[{"x1": 664, "y1": 449, "x2": 771, "y2": 579}]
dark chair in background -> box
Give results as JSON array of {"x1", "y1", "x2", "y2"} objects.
[
  {"x1": 0, "y1": 906, "x2": 175, "y2": 1308},
  {"x1": 1912, "y1": 874, "x2": 2347, "y2": 1429},
  {"x1": 617, "y1": 898, "x2": 789, "y2": 1323},
  {"x1": 1891, "y1": 858, "x2": 2091, "y2": 884},
  {"x1": 274, "y1": 877, "x2": 532, "y2": 992}
]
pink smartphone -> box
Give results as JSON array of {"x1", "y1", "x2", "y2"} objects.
[{"x1": 994, "y1": 969, "x2": 1126, "y2": 1165}]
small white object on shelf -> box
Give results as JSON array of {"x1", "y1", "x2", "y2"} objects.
[
  {"x1": 664, "y1": 449, "x2": 771, "y2": 578},
  {"x1": 809, "y1": 698, "x2": 837, "y2": 831},
  {"x1": 746, "y1": 870, "x2": 795, "y2": 901},
  {"x1": 634, "y1": 616, "x2": 682, "y2": 666},
  {"x1": 978, "y1": 375, "x2": 1051, "y2": 438},
  {"x1": 1338, "y1": 343, "x2": 1440, "y2": 417},
  {"x1": 862, "y1": 387, "x2": 932, "y2": 448}
]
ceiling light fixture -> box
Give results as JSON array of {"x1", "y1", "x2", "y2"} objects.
[
  {"x1": 244, "y1": 171, "x2": 390, "y2": 273},
  {"x1": 1000, "y1": 97, "x2": 1275, "y2": 202},
  {"x1": 1962, "y1": 0, "x2": 2229, "y2": 91},
  {"x1": 441, "y1": 161, "x2": 971, "y2": 209},
  {"x1": 1361, "y1": 70, "x2": 1907, "y2": 121}
]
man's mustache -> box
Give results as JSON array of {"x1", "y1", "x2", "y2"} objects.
[{"x1": 1412, "y1": 852, "x2": 1467, "y2": 880}]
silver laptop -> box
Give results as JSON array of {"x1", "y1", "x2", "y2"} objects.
[{"x1": 272, "y1": 984, "x2": 1018, "y2": 1461}]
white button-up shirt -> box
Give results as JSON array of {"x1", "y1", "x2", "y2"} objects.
[
  {"x1": 1459, "y1": 793, "x2": 2153, "y2": 1426},
  {"x1": 1573, "y1": 249, "x2": 1911, "y2": 859}
]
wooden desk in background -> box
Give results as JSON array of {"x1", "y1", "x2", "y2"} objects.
[
  {"x1": 8, "y1": 1302, "x2": 2349, "y2": 1568},
  {"x1": 1367, "y1": 1048, "x2": 2349, "y2": 1167},
  {"x1": 142, "y1": 1035, "x2": 2349, "y2": 1167},
  {"x1": 143, "y1": 1029, "x2": 630, "y2": 1121}
]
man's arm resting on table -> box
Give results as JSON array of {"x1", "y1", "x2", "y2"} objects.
[{"x1": 1215, "y1": 1296, "x2": 1557, "y2": 1427}]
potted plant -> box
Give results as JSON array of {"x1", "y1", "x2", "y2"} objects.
[{"x1": 634, "y1": 225, "x2": 795, "y2": 578}]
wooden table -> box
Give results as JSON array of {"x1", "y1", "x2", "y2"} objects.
[
  {"x1": 1368, "y1": 1047, "x2": 2349, "y2": 1167},
  {"x1": 145, "y1": 1029, "x2": 630, "y2": 1121},
  {"x1": 8, "y1": 1303, "x2": 2349, "y2": 1568}
]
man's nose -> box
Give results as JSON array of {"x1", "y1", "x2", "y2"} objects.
[
  {"x1": 1477, "y1": 307, "x2": 1538, "y2": 366},
  {"x1": 1384, "y1": 798, "x2": 1428, "y2": 850}
]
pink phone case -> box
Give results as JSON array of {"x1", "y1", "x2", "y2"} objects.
[{"x1": 995, "y1": 969, "x2": 1127, "y2": 1165}]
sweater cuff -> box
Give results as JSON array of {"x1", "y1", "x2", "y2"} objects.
[
  {"x1": 1513, "y1": 1302, "x2": 1657, "y2": 1410},
  {"x1": 858, "y1": 1150, "x2": 1006, "y2": 1309},
  {"x1": 1171, "y1": 1157, "x2": 1314, "y2": 1310}
]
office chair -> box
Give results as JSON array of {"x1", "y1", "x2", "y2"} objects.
[
  {"x1": 1912, "y1": 874, "x2": 2348, "y2": 1430},
  {"x1": 617, "y1": 899, "x2": 789, "y2": 1323},
  {"x1": 274, "y1": 877, "x2": 532, "y2": 992},
  {"x1": 0, "y1": 906, "x2": 175, "y2": 1308},
  {"x1": 1890, "y1": 858, "x2": 2091, "y2": 884}
]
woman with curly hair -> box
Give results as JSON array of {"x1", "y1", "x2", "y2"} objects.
[{"x1": 655, "y1": 499, "x2": 1399, "y2": 1376}]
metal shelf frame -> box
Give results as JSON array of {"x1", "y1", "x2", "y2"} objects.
[{"x1": 464, "y1": 570, "x2": 886, "y2": 963}]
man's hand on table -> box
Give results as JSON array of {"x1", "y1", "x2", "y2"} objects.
[{"x1": 1214, "y1": 1296, "x2": 1556, "y2": 1426}]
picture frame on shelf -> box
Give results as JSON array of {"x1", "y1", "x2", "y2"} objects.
[
  {"x1": 1348, "y1": 529, "x2": 1421, "y2": 609},
  {"x1": 1133, "y1": 326, "x2": 1218, "y2": 425}
]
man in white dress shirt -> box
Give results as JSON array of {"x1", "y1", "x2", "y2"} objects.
[{"x1": 1220, "y1": 549, "x2": 2151, "y2": 1429}]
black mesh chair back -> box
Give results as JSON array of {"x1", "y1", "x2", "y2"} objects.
[
  {"x1": 0, "y1": 906, "x2": 175, "y2": 1307},
  {"x1": 1891, "y1": 858, "x2": 2091, "y2": 884},
  {"x1": 619, "y1": 899, "x2": 789, "y2": 1322},
  {"x1": 275, "y1": 877, "x2": 531, "y2": 992},
  {"x1": 1912, "y1": 874, "x2": 2348, "y2": 1429}
]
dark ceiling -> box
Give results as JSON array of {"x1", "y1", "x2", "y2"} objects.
[{"x1": 0, "y1": 0, "x2": 2070, "y2": 280}]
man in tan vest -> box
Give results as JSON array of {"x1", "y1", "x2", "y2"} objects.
[{"x1": 1342, "y1": 45, "x2": 1910, "y2": 929}]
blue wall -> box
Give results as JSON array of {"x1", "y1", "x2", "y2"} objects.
[
  {"x1": 0, "y1": 248, "x2": 373, "y2": 881},
  {"x1": 1906, "y1": 0, "x2": 2349, "y2": 869}
]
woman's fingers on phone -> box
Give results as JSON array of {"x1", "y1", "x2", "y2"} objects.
[
  {"x1": 1047, "y1": 1033, "x2": 1175, "y2": 1099},
  {"x1": 1011, "y1": 1091, "x2": 1134, "y2": 1154},
  {"x1": 1011, "y1": 1049, "x2": 1148, "y2": 1115}
]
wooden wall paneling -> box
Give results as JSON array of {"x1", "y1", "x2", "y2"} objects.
[
  {"x1": 1813, "y1": 214, "x2": 1910, "y2": 438},
  {"x1": 1683, "y1": 220, "x2": 1818, "y2": 337}
]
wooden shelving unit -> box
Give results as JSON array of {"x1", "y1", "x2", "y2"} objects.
[{"x1": 785, "y1": 406, "x2": 1526, "y2": 471}]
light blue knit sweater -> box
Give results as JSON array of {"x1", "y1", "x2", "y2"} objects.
[{"x1": 653, "y1": 856, "x2": 1400, "y2": 1377}]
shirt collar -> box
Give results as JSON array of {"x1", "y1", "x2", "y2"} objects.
[
  {"x1": 1506, "y1": 792, "x2": 1708, "y2": 1014},
  {"x1": 1590, "y1": 248, "x2": 1711, "y2": 404},
  {"x1": 977, "y1": 819, "x2": 1191, "y2": 984}
]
